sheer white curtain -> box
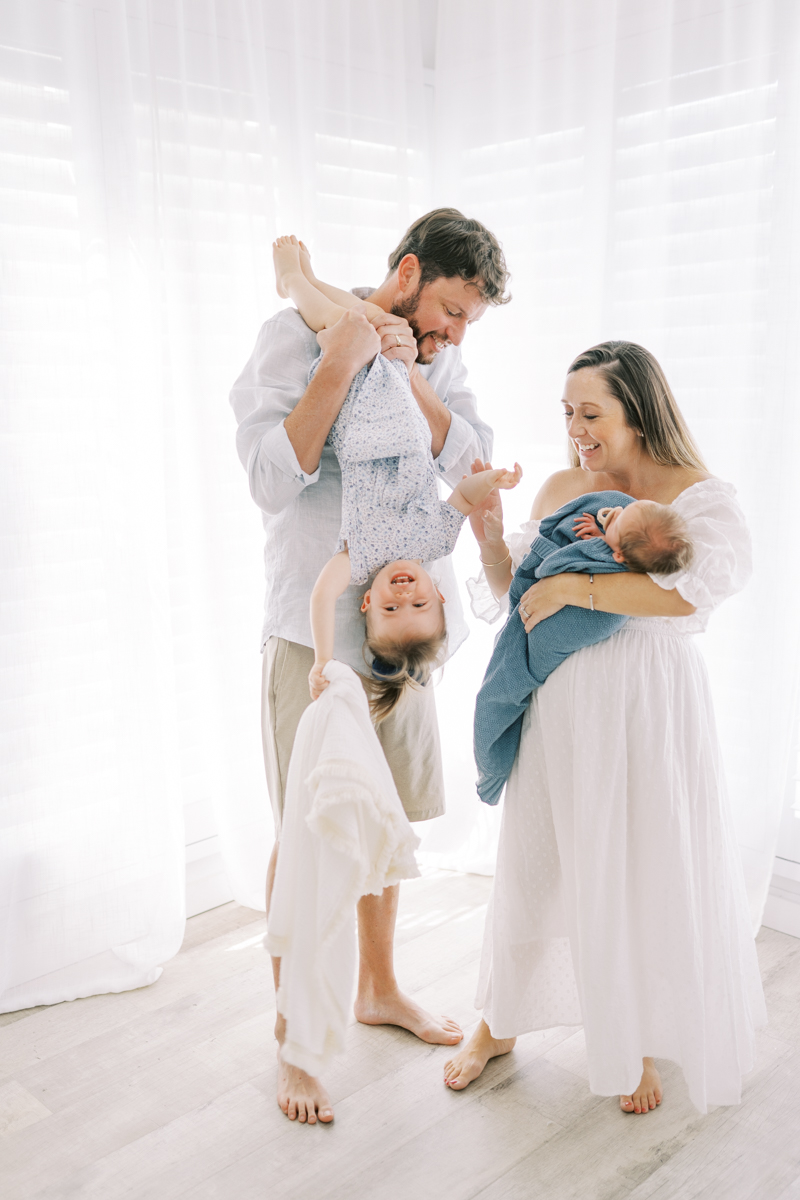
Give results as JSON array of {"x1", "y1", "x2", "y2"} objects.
[
  {"x1": 4, "y1": 0, "x2": 798, "y2": 1015},
  {"x1": 0, "y1": 0, "x2": 427, "y2": 1011},
  {"x1": 424, "y1": 0, "x2": 800, "y2": 924}
]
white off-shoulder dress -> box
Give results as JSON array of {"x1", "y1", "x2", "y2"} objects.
[{"x1": 472, "y1": 479, "x2": 766, "y2": 1113}]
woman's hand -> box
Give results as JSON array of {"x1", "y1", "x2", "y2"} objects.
[
  {"x1": 308, "y1": 661, "x2": 330, "y2": 701},
  {"x1": 467, "y1": 458, "x2": 506, "y2": 548},
  {"x1": 517, "y1": 575, "x2": 571, "y2": 633}
]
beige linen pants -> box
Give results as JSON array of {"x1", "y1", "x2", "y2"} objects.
[{"x1": 261, "y1": 637, "x2": 446, "y2": 832}]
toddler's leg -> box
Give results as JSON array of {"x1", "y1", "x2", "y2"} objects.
[
  {"x1": 273, "y1": 235, "x2": 344, "y2": 332},
  {"x1": 297, "y1": 239, "x2": 386, "y2": 324}
]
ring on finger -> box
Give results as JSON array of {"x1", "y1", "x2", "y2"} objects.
[
  {"x1": 395, "y1": 334, "x2": 402, "y2": 346},
  {"x1": 520, "y1": 606, "x2": 529, "y2": 619}
]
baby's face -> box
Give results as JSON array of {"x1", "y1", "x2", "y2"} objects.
[
  {"x1": 362, "y1": 560, "x2": 445, "y2": 641},
  {"x1": 600, "y1": 501, "x2": 654, "y2": 555}
]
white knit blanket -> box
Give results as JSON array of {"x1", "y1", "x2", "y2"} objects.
[{"x1": 265, "y1": 660, "x2": 420, "y2": 1075}]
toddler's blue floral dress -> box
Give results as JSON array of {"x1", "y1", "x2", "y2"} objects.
[{"x1": 310, "y1": 352, "x2": 466, "y2": 586}]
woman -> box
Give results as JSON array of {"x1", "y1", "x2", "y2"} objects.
[{"x1": 444, "y1": 342, "x2": 766, "y2": 1114}]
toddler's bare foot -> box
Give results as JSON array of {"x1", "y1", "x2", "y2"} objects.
[
  {"x1": 354, "y1": 988, "x2": 462, "y2": 1045},
  {"x1": 297, "y1": 239, "x2": 315, "y2": 282},
  {"x1": 443, "y1": 1019, "x2": 516, "y2": 1090},
  {"x1": 620, "y1": 1057, "x2": 662, "y2": 1114},
  {"x1": 277, "y1": 1048, "x2": 334, "y2": 1124},
  {"x1": 273, "y1": 234, "x2": 304, "y2": 299}
]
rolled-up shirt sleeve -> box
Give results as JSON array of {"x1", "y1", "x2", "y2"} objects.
[
  {"x1": 433, "y1": 352, "x2": 494, "y2": 487},
  {"x1": 230, "y1": 313, "x2": 320, "y2": 516}
]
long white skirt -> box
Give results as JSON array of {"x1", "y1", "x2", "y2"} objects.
[{"x1": 477, "y1": 620, "x2": 767, "y2": 1113}]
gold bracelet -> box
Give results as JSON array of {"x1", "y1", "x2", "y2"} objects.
[{"x1": 480, "y1": 550, "x2": 511, "y2": 567}]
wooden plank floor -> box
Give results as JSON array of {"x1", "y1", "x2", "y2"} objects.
[{"x1": 1, "y1": 870, "x2": 799, "y2": 1200}]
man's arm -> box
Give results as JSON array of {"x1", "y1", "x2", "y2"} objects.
[
  {"x1": 284, "y1": 310, "x2": 381, "y2": 473},
  {"x1": 231, "y1": 309, "x2": 380, "y2": 516},
  {"x1": 409, "y1": 368, "x2": 452, "y2": 459},
  {"x1": 423, "y1": 351, "x2": 494, "y2": 487},
  {"x1": 231, "y1": 314, "x2": 319, "y2": 517},
  {"x1": 321, "y1": 294, "x2": 488, "y2": 465}
]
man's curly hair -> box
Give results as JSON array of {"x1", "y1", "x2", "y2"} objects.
[{"x1": 387, "y1": 207, "x2": 511, "y2": 306}]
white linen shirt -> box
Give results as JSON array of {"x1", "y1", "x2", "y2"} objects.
[{"x1": 230, "y1": 305, "x2": 493, "y2": 671}]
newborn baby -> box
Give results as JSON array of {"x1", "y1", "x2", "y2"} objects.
[
  {"x1": 572, "y1": 498, "x2": 693, "y2": 574},
  {"x1": 473, "y1": 490, "x2": 695, "y2": 805}
]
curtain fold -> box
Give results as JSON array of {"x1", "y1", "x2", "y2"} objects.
[
  {"x1": 0, "y1": 0, "x2": 427, "y2": 1011},
  {"x1": 3, "y1": 0, "x2": 798, "y2": 1013},
  {"x1": 424, "y1": 0, "x2": 800, "y2": 926}
]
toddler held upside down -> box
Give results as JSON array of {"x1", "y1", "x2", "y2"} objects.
[{"x1": 272, "y1": 234, "x2": 521, "y2": 718}]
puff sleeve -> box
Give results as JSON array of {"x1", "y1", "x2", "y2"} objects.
[{"x1": 648, "y1": 479, "x2": 752, "y2": 633}]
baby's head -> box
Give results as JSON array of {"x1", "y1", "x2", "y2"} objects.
[
  {"x1": 599, "y1": 500, "x2": 694, "y2": 574},
  {"x1": 361, "y1": 560, "x2": 447, "y2": 721}
]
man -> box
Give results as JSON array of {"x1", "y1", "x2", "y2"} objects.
[{"x1": 230, "y1": 207, "x2": 511, "y2": 1124}]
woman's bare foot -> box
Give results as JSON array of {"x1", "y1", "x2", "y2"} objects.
[
  {"x1": 443, "y1": 1019, "x2": 516, "y2": 1090},
  {"x1": 354, "y1": 988, "x2": 462, "y2": 1045},
  {"x1": 273, "y1": 235, "x2": 304, "y2": 299},
  {"x1": 277, "y1": 1049, "x2": 334, "y2": 1125},
  {"x1": 620, "y1": 1057, "x2": 663, "y2": 1114}
]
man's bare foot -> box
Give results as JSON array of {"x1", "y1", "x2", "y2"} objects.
[
  {"x1": 443, "y1": 1019, "x2": 516, "y2": 1090},
  {"x1": 354, "y1": 989, "x2": 462, "y2": 1045},
  {"x1": 620, "y1": 1057, "x2": 663, "y2": 1114},
  {"x1": 273, "y1": 234, "x2": 304, "y2": 300},
  {"x1": 277, "y1": 1049, "x2": 334, "y2": 1125}
]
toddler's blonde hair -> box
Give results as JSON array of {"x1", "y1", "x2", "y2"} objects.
[{"x1": 364, "y1": 618, "x2": 446, "y2": 722}]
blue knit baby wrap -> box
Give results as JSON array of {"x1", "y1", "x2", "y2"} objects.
[{"x1": 474, "y1": 491, "x2": 635, "y2": 806}]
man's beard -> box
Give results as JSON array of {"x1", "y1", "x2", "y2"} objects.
[{"x1": 391, "y1": 286, "x2": 443, "y2": 365}]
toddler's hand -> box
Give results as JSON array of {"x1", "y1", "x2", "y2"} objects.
[
  {"x1": 489, "y1": 462, "x2": 522, "y2": 491},
  {"x1": 308, "y1": 662, "x2": 330, "y2": 701},
  {"x1": 573, "y1": 512, "x2": 603, "y2": 540}
]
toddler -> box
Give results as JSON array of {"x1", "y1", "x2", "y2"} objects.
[{"x1": 273, "y1": 235, "x2": 521, "y2": 718}]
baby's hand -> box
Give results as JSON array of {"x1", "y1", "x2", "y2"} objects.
[
  {"x1": 308, "y1": 661, "x2": 330, "y2": 701},
  {"x1": 572, "y1": 512, "x2": 604, "y2": 540}
]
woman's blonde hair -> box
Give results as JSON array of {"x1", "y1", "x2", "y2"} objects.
[
  {"x1": 566, "y1": 341, "x2": 707, "y2": 471},
  {"x1": 363, "y1": 627, "x2": 446, "y2": 723}
]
